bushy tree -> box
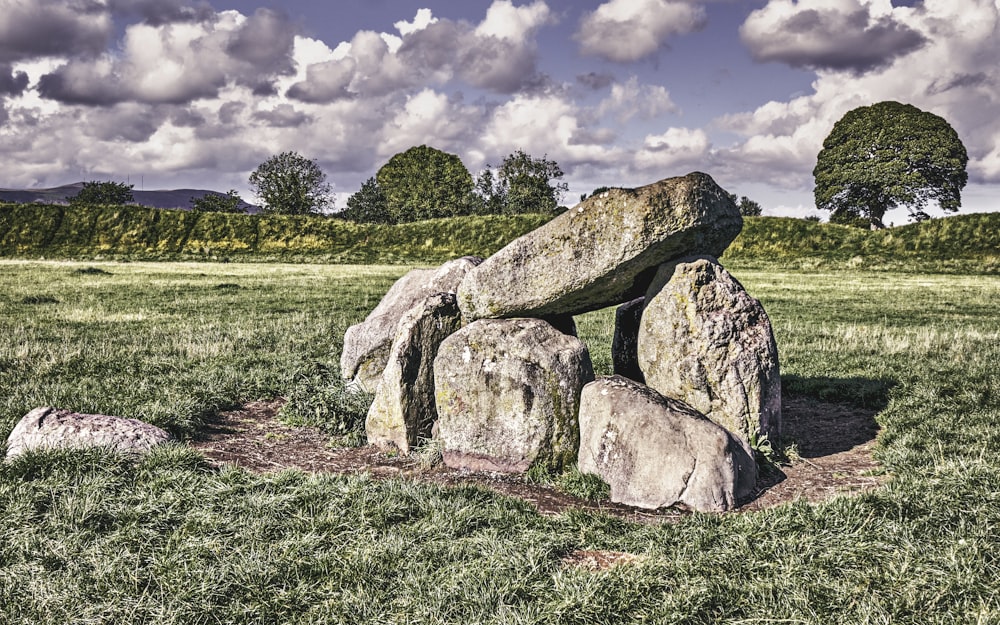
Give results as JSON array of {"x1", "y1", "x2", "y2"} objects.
[
  {"x1": 475, "y1": 150, "x2": 568, "y2": 215},
  {"x1": 342, "y1": 177, "x2": 390, "y2": 223},
  {"x1": 726, "y1": 192, "x2": 763, "y2": 217},
  {"x1": 376, "y1": 145, "x2": 474, "y2": 222},
  {"x1": 249, "y1": 151, "x2": 333, "y2": 215},
  {"x1": 190, "y1": 190, "x2": 246, "y2": 213},
  {"x1": 67, "y1": 181, "x2": 135, "y2": 207},
  {"x1": 813, "y1": 101, "x2": 968, "y2": 229}
]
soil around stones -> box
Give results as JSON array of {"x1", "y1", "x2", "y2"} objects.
[{"x1": 189, "y1": 395, "x2": 884, "y2": 523}]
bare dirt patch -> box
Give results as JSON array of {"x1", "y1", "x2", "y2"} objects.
[{"x1": 190, "y1": 395, "x2": 884, "y2": 522}]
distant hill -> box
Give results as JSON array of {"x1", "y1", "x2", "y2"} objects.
[{"x1": 0, "y1": 183, "x2": 259, "y2": 212}]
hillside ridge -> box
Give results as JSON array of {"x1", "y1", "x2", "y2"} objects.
[{"x1": 0, "y1": 201, "x2": 996, "y2": 270}]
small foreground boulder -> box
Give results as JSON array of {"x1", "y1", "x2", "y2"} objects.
[
  {"x1": 457, "y1": 172, "x2": 742, "y2": 320},
  {"x1": 366, "y1": 293, "x2": 463, "y2": 454},
  {"x1": 5, "y1": 407, "x2": 172, "y2": 459},
  {"x1": 578, "y1": 376, "x2": 757, "y2": 512},
  {"x1": 434, "y1": 318, "x2": 594, "y2": 473},
  {"x1": 341, "y1": 256, "x2": 482, "y2": 391},
  {"x1": 639, "y1": 256, "x2": 781, "y2": 447}
]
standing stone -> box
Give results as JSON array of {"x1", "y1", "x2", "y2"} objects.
[
  {"x1": 457, "y1": 172, "x2": 742, "y2": 320},
  {"x1": 638, "y1": 256, "x2": 781, "y2": 447},
  {"x1": 5, "y1": 407, "x2": 172, "y2": 459},
  {"x1": 612, "y1": 297, "x2": 645, "y2": 383},
  {"x1": 578, "y1": 376, "x2": 757, "y2": 512},
  {"x1": 434, "y1": 318, "x2": 594, "y2": 473},
  {"x1": 341, "y1": 256, "x2": 482, "y2": 391},
  {"x1": 366, "y1": 293, "x2": 463, "y2": 454}
]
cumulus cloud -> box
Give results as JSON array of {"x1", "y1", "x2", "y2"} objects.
[
  {"x1": 722, "y1": 0, "x2": 1000, "y2": 187},
  {"x1": 739, "y1": 0, "x2": 927, "y2": 73},
  {"x1": 252, "y1": 103, "x2": 311, "y2": 128},
  {"x1": 635, "y1": 127, "x2": 711, "y2": 172},
  {"x1": 288, "y1": 1, "x2": 554, "y2": 102},
  {"x1": 597, "y1": 76, "x2": 678, "y2": 122},
  {"x1": 576, "y1": 72, "x2": 615, "y2": 90},
  {"x1": 0, "y1": 0, "x2": 112, "y2": 62},
  {"x1": 575, "y1": 0, "x2": 707, "y2": 63},
  {"x1": 0, "y1": 64, "x2": 29, "y2": 95},
  {"x1": 36, "y1": 9, "x2": 298, "y2": 106}
]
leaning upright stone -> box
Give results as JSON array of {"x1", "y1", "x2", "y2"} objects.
[
  {"x1": 341, "y1": 256, "x2": 482, "y2": 391},
  {"x1": 578, "y1": 376, "x2": 757, "y2": 512},
  {"x1": 612, "y1": 297, "x2": 645, "y2": 383},
  {"x1": 638, "y1": 256, "x2": 781, "y2": 447},
  {"x1": 366, "y1": 293, "x2": 463, "y2": 454},
  {"x1": 434, "y1": 318, "x2": 594, "y2": 474},
  {"x1": 458, "y1": 172, "x2": 742, "y2": 320},
  {"x1": 5, "y1": 407, "x2": 172, "y2": 459}
]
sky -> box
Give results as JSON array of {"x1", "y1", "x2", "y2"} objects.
[{"x1": 0, "y1": 0, "x2": 998, "y2": 222}]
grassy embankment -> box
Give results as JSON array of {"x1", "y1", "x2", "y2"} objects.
[
  {"x1": 2, "y1": 201, "x2": 998, "y2": 271},
  {"x1": 0, "y1": 260, "x2": 998, "y2": 623}
]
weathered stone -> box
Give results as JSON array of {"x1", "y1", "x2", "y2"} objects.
[
  {"x1": 612, "y1": 297, "x2": 645, "y2": 383},
  {"x1": 638, "y1": 256, "x2": 781, "y2": 446},
  {"x1": 5, "y1": 407, "x2": 172, "y2": 459},
  {"x1": 366, "y1": 293, "x2": 463, "y2": 454},
  {"x1": 341, "y1": 256, "x2": 482, "y2": 391},
  {"x1": 434, "y1": 318, "x2": 594, "y2": 473},
  {"x1": 578, "y1": 376, "x2": 757, "y2": 512},
  {"x1": 457, "y1": 172, "x2": 742, "y2": 320}
]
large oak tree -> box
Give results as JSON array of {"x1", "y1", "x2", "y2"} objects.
[{"x1": 813, "y1": 101, "x2": 968, "y2": 229}]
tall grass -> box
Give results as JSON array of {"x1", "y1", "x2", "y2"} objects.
[{"x1": 1, "y1": 259, "x2": 998, "y2": 623}]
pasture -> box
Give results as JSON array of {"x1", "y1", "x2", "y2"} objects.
[{"x1": 1, "y1": 259, "x2": 998, "y2": 623}]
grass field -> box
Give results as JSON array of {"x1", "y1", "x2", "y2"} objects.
[{"x1": 1, "y1": 259, "x2": 998, "y2": 624}]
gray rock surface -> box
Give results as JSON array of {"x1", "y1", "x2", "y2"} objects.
[
  {"x1": 341, "y1": 256, "x2": 482, "y2": 391},
  {"x1": 433, "y1": 318, "x2": 594, "y2": 473},
  {"x1": 638, "y1": 256, "x2": 781, "y2": 446},
  {"x1": 578, "y1": 376, "x2": 757, "y2": 512},
  {"x1": 366, "y1": 293, "x2": 463, "y2": 454},
  {"x1": 612, "y1": 297, "x2": 645, "y2": 383},
  {"x1": 5, "y1": 407, "x2": 172, "y2": 459},
  {"x1": 457, "y1": 172, "x2": 742, "y2": 320}
]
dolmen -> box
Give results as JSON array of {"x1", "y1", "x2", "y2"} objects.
[{"x1": 341, "y1": 171, "x2": 781, "y2": 512}]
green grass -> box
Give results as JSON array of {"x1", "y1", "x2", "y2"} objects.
[{"x1": 1, "y1": 259, "x2": 999, "y2": 623}]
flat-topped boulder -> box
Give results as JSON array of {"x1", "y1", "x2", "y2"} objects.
[
  {"x1": 5, "y1": 407, "x2": 172, "y2": 459},
  {"x1": 457, "y1": 172, "x2": 742, "y2": 320},
  {"x1": 639, "y1": 256, "x2": 781, "y2": 447},
  {"x1": 366, "y1": 293, "x2": 463, "y2": 454},
  {"x1": 578, "y1": 376, "x2": 757, "y2": 512},
  {"x1": 341, "y1": 256, "x2": 482, "y2": 391},
  {"x1": 433, "y1": 318, "x2": 594, "y2": 474}
]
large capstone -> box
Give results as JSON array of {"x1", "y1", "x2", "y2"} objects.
[
  {"x1": 638, "y1": 256, "x2": 781, "y2": 447},
  {"x1": 5, "y1": 407, "x2": 172, "y2": 459},
  {"x1": 433, "y1": 318, "x2": 594, "y2": 474},
  {"x1": 341, "y1": 256, "x2": 482, "y2": 391},
  {"x1": 457, "y1": 172, "x2": 742, "y2": 320},
  {"x1": 578, "y1": 376, "x2": 757, "y2": 512},
  {"x1": 366, "y1": 293, "x2": 463, "y2": 454}
]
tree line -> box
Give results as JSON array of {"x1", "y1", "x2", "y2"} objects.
[{"x1": 64, "y1": 99, "x2": 969, "y2": 229}]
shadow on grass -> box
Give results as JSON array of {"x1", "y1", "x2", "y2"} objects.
[
  {"x1": 779, "y1": 374, "x2": 894, "y2": 458},
  {"x1": 747, "y1": 375, "x2": 895, "y2": 506},
  {"x1": 781, "y1": 374, "x2": 896, "y2": 411}
]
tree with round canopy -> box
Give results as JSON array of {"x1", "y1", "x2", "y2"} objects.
[{"x1": 813, "y1": 101, "x2": 968, "y2": 229}]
